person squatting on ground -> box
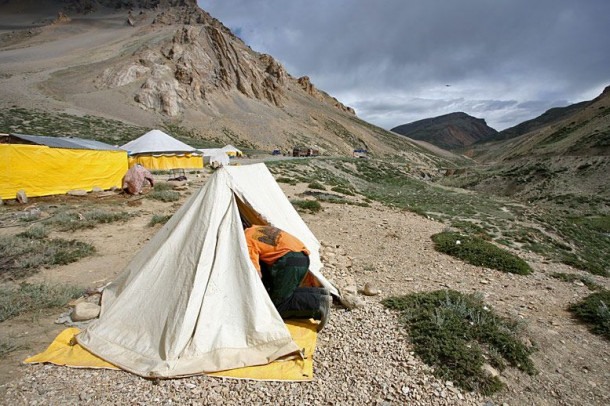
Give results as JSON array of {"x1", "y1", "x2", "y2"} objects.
[{"x1": 243, "y1": 223, "x2": 331, "y2": 331}]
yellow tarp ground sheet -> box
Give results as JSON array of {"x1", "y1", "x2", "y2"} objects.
[
  {"x1": 25, "y1": 320, "x2": 317, "y2": 381},
  {"x1": 0, "y1": 144, "x2": 128, "y2": 200},
  {"x1": 128, "y1": 154, "x2": 203, "y2": 170}
]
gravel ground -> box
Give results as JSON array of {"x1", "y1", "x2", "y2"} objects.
[
  {"x1": 1, "y1": 301, "x2": 483, "y2": 405},
  {"x1": 1, "y1": 174, "x2": 609, "y2": 405}
]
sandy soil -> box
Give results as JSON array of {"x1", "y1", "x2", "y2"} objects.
[{"x1": 0, "y1": 166, "x2": 608, "y2": 405}]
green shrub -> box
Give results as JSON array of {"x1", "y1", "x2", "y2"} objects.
[
  {"x1": 308, "y1": 181, "x2": 326, "y2": 190},
  {"x1": 152, "y1": 182, "x2": 174, "y2": 191},
  {"x1": 148, "y1": 189, "x2": 180, "y2": 202},
  {"x1": 291, "y1": 199, "x2": 322, "y2": 214},
  {"x1": 383, "y1": 290, "x2": 537, "y2": 395},
  {"x1": 0, "y1": 235, "x2": 95, "y2": 279},
  {"x1": 276, "y1": 177, "x2": 296, "y2": 185},
  {"x1": 149, "y1": 214, "x2": 172, "y2": 227},
  {"x1": 44, "y1": 210, "x2": 131, "y2": 231},
  {"x1": 0, "y1": 282, "x2": 83, "y2": 322},
  {"x1": 431, "y1": 231, "x2": 532, "y2": 275},
  {"x1": 330, "y1": 185, "x2": 355, "y2": 196},
  {"x1": 51, "y1": 240, "x2": 96, "y2": 265},
  {"x1": 17, "y1": 225, "x2": 49, "y2": 239},
  {"x1": 569, "y1": 290, "x2": 610, "y2": 339}
]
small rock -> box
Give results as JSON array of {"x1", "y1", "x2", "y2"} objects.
[
  {"x1": 67, "y1": 189, "x2": 87, "y2": 196},
  {"x1": 71, "y1": 302, "x2": 101, "y2": 321},
  {"x1": 342, "y1": 285, "x2": 358, "y2": 295},
  {"x1": 573, "y1": 280, "x2": 585, "y2": 287},
  {"x1": 340, "y1": 294, "x2": 365, "y2": 310},
  {"x1": 482, "y1": 363, "x2": 499, "y2": 378},
  {"x1": 16, "y1": 190, "x2": 28, "y2": 203},
  {"x1": 91, "y1": 186, "x2": 104, "y2": 193},
  {"x1": 363, "y1": 283, "x2": 380, "y2": 296}
]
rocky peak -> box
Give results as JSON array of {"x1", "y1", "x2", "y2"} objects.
[
  {"x1": 392, "y1": 112, "x2": 498, "y2": 150},
  {"x1": 98, "y1": 3, "x2": 355, "y2": 117}
]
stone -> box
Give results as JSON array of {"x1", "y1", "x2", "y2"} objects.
[
  {"x1": 71, "y1": 302, "x2": 101, "y2": 321},
  {"x1": 16, "y1": 190, "x2": 28, "y2": 203},
  {"x1": 92, "y1": 187, "x2": 104, "y2": 193},
  {"x1": 362, "y1": 283, "x2": 380, "y2": 296},
  {"x1": 342, "y1": 285, "x2": 358, "y2": 295},
  {"x1": 340, "y1": 294, "x2": 365, "y2": 310},
  {"x1": 573, "y1": 280, "x2": 585, "y2": 287},
  {"x1": 482, "y1": 363, "x2": 499, "y2": 378},
  {"x1": 67, "y1": 189, "x2": 88, "y2": 196}
]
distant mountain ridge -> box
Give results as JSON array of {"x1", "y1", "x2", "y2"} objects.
[
  {"x1": 473, "y1": 85, "x2": 610, "y2": 162},
  {"x1": 391, "y1": 112, "x2": 498, "y2": 151}
]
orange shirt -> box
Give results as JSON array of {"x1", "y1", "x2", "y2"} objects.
[{"x1": 244, "y1": 225, "x2": 310, "y2": 277}]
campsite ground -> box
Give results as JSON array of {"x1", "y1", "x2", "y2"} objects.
[{"x1": 0, "y1": 163, "x2": 609, "y2": 405}]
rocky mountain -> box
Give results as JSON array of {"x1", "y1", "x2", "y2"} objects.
[
  {"x1": 0, "y1": 0, "x2": 456, "y2": 167},
  {"x1": 390, "y1": 112, "x2": 498, "y2": 151},
  {"x1": 442, "y1": 86, "x2": 610, "y2": 204}
]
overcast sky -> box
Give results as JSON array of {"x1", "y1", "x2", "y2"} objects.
[{"x1": 200, "y1": 0, "x2": 610, "y2": 131}]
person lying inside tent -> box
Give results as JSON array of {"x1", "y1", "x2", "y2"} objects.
[{"x1": 243, "y1": 223, "x2": 331, "y2": 331}]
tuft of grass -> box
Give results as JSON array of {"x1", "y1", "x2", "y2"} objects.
[
  {"x1": 0, "y1": 337, "x2": 29, "y2": 358},
  {"x1": 431, "y1": 231, "x2": 532, "y2": 275},
  {"x1": 276, "y1": 177, "x2": 297, "y2": 185},
  {"x1": 383, "y1": 290, "x2": 537, "y2": 395},
  {"x1": 0, "y1": 234, "x2": 95, "y2": 280},
  {"x1": 308, "y1": 181, "x2": 326, "y2": 190},
  {"x1": 17, "y1": 225, "x2": 49, "y2": 239},
  {"x1": 569, "y1": 290, "x2": 610, "y2": 339},
  {"x1": 146, "y1": 182, "x2": 180, "y2": 202},
  {"x1": 148, "y1": 189, "x2": 180, "y2": 202},
  {"x1": 151, "y1": 182, "x2": 174, "y2": 191},
  {"x1": 551, "y1": 272, "x2": 603, "y2": 291},
  {"x1": 43, "y1": 209, "x2": 131, "y2": 231},
  {"x1": 291, "y1": 199, "x2": 322, "y2": 214},
  {"x1": 148, "y1": 214, "x2": 172, "y2": 227},
  {"x1": 330, "y1": 185, "x2": 355, "y2": 196},
  {"x1": 0, "y1": 282, "x2": 83, "y2": 322}
]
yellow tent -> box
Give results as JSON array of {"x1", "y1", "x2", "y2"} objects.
[
  {"x1": 0, "y1": 134, "x2": 127, "y2": 200},
  {"x1": 122, "y1": 130, "x2": 202, "y2": 170}
]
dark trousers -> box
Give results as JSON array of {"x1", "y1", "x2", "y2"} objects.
[
  {"x1": 276, "y1": 287, "x2": 328, "y2": 319},
  {"x1": 261, "y1": 252, "x2": 326, "y2": 319}
]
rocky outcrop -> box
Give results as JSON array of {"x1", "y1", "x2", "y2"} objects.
[
  {"x1": 96, "y1": 6, "x2": 354, "y2": 117},
  {"x1": 298, "y1": 76, "x2": 355, "y2": 115}
]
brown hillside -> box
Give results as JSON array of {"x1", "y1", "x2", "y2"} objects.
[
  {"x1": 391, "y1": 112, "x2": 498, "y2": 150},
  {"x1": 0, "y1": 0, "x2": 453, "y2": 166}
]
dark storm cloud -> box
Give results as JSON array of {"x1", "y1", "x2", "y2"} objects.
[{"x1": 200, "y1": 0, "x2": 610, "y2": 130}]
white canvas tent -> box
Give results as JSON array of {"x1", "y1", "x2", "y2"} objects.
[
  {"x1": 77, "y1": 164, "x2": 336, "y2": 378},
  {"x1": 199, "y1": 148, "x2": 230, "y2": 167},
  {"x1": 122, "y1": 129, "x2": 197, "y2": 155},
  {"x1": 221, "y1": 144, "x2": 242, "y2": 157}
]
